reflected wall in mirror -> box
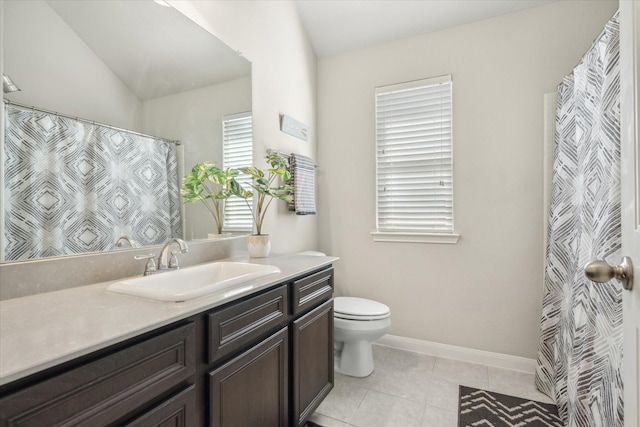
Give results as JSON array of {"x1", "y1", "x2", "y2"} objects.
[{"x1": 1, "y1": 0, "x2": 252, "y2": 262}]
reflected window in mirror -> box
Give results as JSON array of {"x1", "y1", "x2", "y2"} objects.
[{"x1": 222, "y1": 112, "x2": 254, "y2": 233}]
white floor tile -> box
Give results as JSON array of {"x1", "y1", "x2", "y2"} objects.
[
  {"x1": 334, "y1": 370, "x2": 377, "y2": 389},
  {"x1": 432, "y1": 357, "x2": 489, "y2": 389},
  {"x1": 487, "y1": 366, "x2": 554, "y2": 404},
  {"x1": 367, "y1": 348, "x2": 434, "y2": 403},
  {"x1": 421, "y1": 405, "x2": 458, "y2": 427},
  {"x1": 368, "y1": 367, "x2": 432, "y2": 403},
  {"x1": 349, "y1": 390, "x2": 425, "y2": 427},
  {"x1": 426, "y1": 377, "x2": 461, "y2": 411},
  {"x1": 308, "y1": 413, "x2": 350, "y2": 427},
  {"x1": 373, "y1": 344, "x2": 436, "y2": 374},
  {"x1": 315, "y1": 382, "x2": 367, "y2": 423},
  {"x1": 313, "y1": 346, "x2": 557, "y2": 427}
]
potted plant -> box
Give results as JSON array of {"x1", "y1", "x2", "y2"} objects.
[
  {"x1": 235, "y1": 152, "x2": 294, "y2": 257},
  {"x1": 180, "y1": 161, "x2": 242, "y2": 237}
]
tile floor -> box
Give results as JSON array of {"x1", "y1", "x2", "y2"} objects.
[{"x1": 309, "y1": 344, "x2": 553, "y2": 427}]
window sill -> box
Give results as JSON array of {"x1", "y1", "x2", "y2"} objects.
[{"x1": 370, "y1": 231, "x2": 460, "y2": 244}]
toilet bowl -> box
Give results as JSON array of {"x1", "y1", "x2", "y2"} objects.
[{"x1": 334, "y1": 296, "x2": 391, "y2": 378}]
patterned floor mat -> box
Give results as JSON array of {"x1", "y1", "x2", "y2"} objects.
[{"x1": 458, "y1": 386, "x2": 563, "y2": 427}]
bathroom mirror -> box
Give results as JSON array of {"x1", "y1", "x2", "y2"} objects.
[{"x1": 1, "y1": 0, "x2": 252, "y2": 262}]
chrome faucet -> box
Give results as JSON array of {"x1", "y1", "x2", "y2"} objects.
[
  {"x1": 158, "y1": 238, "x2": 189, "y2": 271},
  {"x1": 115, "y1": 235, "x2": 139, "y2": 249}
]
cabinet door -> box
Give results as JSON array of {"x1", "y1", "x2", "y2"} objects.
[
  {"x1": 291, "y1": 299, "x2": 334, "y2": 427},
  {"x1": 209, "y1": 327, "x2": 288, "y2": 427}
]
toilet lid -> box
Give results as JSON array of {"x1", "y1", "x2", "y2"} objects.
[{"x1": 334, "y1": 297, "x2": 390, "y2": 320}]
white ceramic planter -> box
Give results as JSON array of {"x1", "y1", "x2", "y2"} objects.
[{"x1": 246, "y1": 234, "x2": 271, "y2": 258}]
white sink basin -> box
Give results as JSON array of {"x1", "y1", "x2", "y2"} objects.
[{"x1": 107, "y1": 262, "x2": 281, "y2": 302}]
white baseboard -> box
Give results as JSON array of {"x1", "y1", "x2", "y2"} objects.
[{"x1": 375, "y1": 334, "x2": 537, "y2": 374}]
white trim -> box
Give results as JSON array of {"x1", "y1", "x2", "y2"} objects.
[
  {"x1": 375, "y1": 74, "x2": 452, "y2": 93},
  {"x1": 374, "y1": 334, "x2": 537, "y2": 373},
  {"x1": 0, "y1": 101, "x2": 5, "y2": 262},
  {"x1": 542, "y1": 92, "x2": 556, "y2": 291},
  {"x1": 370, "y1": 231, "x2": 460, "y2": 244},
  {"x1": 223, "y1": 111, "x2": 252, "y2": 121}
]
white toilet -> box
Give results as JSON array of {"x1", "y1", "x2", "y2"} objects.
[
  {"x1": 334, "y1": 296, "x2": 391, "y2": 378},
  {"x1": 297, "y1": 251, "x2": 391, "y2": 377}
]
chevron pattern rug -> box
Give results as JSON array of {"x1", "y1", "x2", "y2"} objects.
[{"x1": 458, "y1": 386, "x2": 562, "y2": 427}]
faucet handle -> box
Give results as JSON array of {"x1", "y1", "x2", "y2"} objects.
[
  {"x1": 168, "y1": 250, "x2": 180, "y2": 269},
  {"x1": 134, "y1": 254, "x2": 156, "y2": 276}
]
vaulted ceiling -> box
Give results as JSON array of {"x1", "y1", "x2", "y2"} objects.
[{"x1": 294, "y1": 0, "x2": 557, "y2": 57}]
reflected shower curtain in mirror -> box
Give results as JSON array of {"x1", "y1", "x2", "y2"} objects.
[
  {"x1": 535, "y1": 14, "x2": 622, "y2": 427},
  {"x1": 2, "y1": 104, "x2": 182, "y2": 261}
]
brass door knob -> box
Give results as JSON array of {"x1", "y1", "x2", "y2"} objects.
[{"x1": 584, "y1": 256, "x2": 634, "y2": 291}]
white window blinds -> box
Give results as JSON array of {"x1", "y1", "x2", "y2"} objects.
[
  {"x1": 375, "y1": 75, "x2": 453, "y2": 234},
  {"x1": 222, "y1": 112, "x2": 253, "y2": 232}
]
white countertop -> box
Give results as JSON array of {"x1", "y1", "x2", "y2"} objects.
[{"x1": 0, "y1": 253, "x2": 338, "y2": 387}]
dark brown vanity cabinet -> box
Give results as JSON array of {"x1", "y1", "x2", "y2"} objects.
[
  {"x1": 0, "y1": 322, "x2": 197, "y2": 427},
  {"x1": 0, "y1": 265, "x2": 334, "y2": 427},
  {"x1": 205, "y1": 267, "x2": 334, "y2": 427}
]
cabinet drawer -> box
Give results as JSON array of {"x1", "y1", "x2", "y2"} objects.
[
  {"x1": 291, "y1": 267, "x2": 334, "y2": 316},
  {"x1": 0, "y1": 322, "x2": 195, "y2": 427},
  {"x1": 124, "y1": 385, "x2": 196, "y2": 427},
  {"x1": 207, "y1": 285, "x2": 288, "y2": 364}
]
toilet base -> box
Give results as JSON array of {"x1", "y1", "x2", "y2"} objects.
[{"x1": 335, "y1": 339, "x2": 374, "y2": 377}]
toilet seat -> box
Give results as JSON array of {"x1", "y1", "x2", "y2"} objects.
[{"x1": 334, "y1": 297, "x2": 390, "y2": 321}]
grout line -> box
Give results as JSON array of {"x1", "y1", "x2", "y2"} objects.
[
  {"x1": 418, "y1": 399, "x2": 428, "y2": 427},
  {"x1": 348, "y1": 387, "x2": 369, "y2": 425}
]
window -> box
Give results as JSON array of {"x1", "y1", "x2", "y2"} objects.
[
  {"x1": 372, "y1": 75, "x2": 459, "y2": 244},
  {"x1": 222, "y1": 112, "x2": 253, "y2": 232}
]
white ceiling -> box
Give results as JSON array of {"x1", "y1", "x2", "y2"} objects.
[{"x1": 295, "y1": 0, "x2": 557, "y2": 57}]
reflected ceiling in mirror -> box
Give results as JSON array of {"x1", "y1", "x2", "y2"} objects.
[
  {"x1": 47, "y1": 0, "x2": 249, "y2": 101},
  {"x1": 1, "y1": 0, "x2": 252, "y2": 263}
]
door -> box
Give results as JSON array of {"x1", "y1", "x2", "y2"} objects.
[{"x1": 620, "y1": 2, "x2": 639, "y2": 426}]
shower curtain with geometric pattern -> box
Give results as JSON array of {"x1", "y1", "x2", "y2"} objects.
[
  {"x1": 535, "y1": 13, "x2": 623, "y2": 427},
  {"x1": 2, "y1": 104, "x2": 182, "y2": 261}
]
